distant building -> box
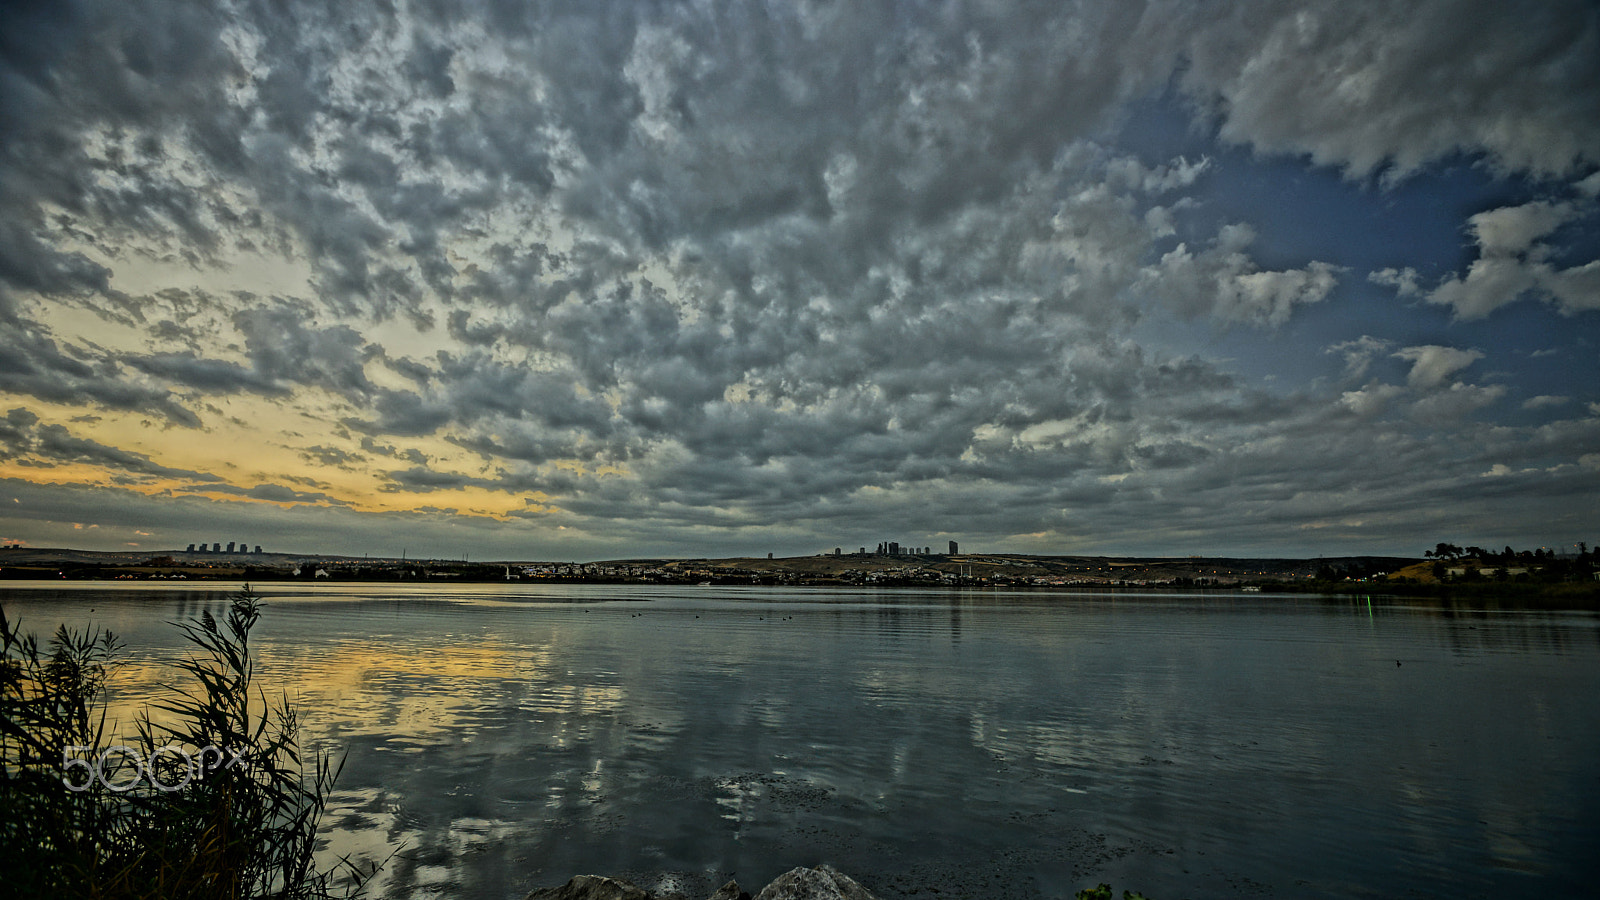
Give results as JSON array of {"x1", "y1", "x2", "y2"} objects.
[
  {"x1": 187, "y1": 544, "x2": 195, "y2": 552},
  {"x1": 889, "y1": 542, "x2": 899, "y2": 555},
  {"x1": 226, "y1": 542, "x2": 235, "y2": 553},
  {"x1": 255, "y1": 545, "x2": 262, "y2": 554},
  {"x1": 949, "y1": 541, "x2": 959, "y2": 555},
  {"x1": 834, "y1": 547, "x2": 841, "y2": 556},
  {"x1": 212, "y1": 543, "x2": 222, "y2": 553},
  {"x1": 768, "y1": 552, "x2": 774, "y2": 559},
  {"x1": 237, "y1": 539, "x2": 247, "y2": 552}
]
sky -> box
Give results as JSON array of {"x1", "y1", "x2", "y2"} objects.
[{"x1": 1, "y1": 0, "x2": 1597, "y2": 561}]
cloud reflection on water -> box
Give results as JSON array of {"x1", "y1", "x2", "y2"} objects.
[{"x1": 2, "y1": 585, "x2": 1597, "y2": 900}]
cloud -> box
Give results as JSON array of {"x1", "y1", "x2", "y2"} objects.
[
  {"x1": 231, "y1": 304, "x2": 376, "y2": 395},
  {"x1": 172, "y1": 481, "x2": 346, "y2": 505},
  {"x1": 1522, "y1": 395, "x2": 1569, "y2": 410},
  {"x1": 1178, "y1": 0, "x2": 1600, "y2": 180},
  {"x1": 1368, "y1": 267, "x2": 1420, "y2": 297},
  {"x1": 1541, "y1": 260, "x2": 1600, "y2": 314},
  {"x1": 1393, "y1": 345, "x2": 1484, "y2": 390},
  {"x1": 1425, "y1": 258, "x2": 1542, "y2": 320},
  {"x1": 1327, "y1": 335, "x2": 1394, "y2": 379},
  {"x1": 1470, "y1": 202, "x2": 1573, "y2": 256},
  {"x1": 1138, "y1": 224, "x2": 1340, "y2": 326},
  {"x1": 125, "y1": 353, "x2": 287, "y2": 396},
  {"x1": 0, "y1": 0, "x2": 1596, "y2": 557},
  {"x1": 0, "y1": 412, "x2": 221, "y2": 481},
  {"x1": 379, "y1": 465, "x2": 531, "y2": 495},
  {"x1": 0, "y1": 317, "x2": 204, "y2": 427},
  {"x1": 1339, "y1": 383, "x2": 1403, "y2": 417},
  {"x1": 0, "y1": 407, "x2": 41, "y2": 459},
  {"x1": 300, "y1": 445, "x2": 364, "y2": 468},
  {"x1": 1410, "y1": 381, "x2": 1507, "y2": 422},
  {"x1": 1400, "y1": 200, "x2": 1600, "y2": 319}
]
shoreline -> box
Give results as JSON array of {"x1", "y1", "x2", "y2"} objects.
[{"x1": 2, "y1": 545, "x2": 1594, "y2": 606}]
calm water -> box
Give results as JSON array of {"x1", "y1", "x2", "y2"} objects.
[{"x1": 4, "y1": 582, "x2": 1598, "y2": 900}]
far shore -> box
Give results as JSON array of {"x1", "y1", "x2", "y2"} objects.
[{"x1": 2, "y1": 545, "x2": 1595, "y2": 606}]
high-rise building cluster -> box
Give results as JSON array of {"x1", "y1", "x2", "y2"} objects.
[
  {"x1": 186, "y1": 542, "x2": 263, "y2": 554},
  {"x1": 870, "y1": 541, "x2": 956, "y2": 556}
]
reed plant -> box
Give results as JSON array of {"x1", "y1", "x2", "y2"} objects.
[{"x1": 1, "y1": 586, "x2": 377, "y2": 899}]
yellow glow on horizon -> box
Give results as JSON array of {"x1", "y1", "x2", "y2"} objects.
[
  {"x1": 2, "y1": 207, "x2": 647, "y2": 529},
  {"x1": 1, "y1": 387, "x2": 589, "y2": 523},
  {"x1": 1, "y1": 457, "x2": 562, "y2": 521}
]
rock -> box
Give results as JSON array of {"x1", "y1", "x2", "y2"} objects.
[
  {"x1": 524, "y1": 875, "x2": 655, "y2": 900},
  {"x1": 753, "y1": 866, "x2": 881, "y2": 900},
  {"x1": 708, "y1": 880, "x2": 751, "y2": 900}
]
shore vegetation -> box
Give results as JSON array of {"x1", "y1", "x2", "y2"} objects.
[{"x1": 1, "y1": 585, "x2": 377, "y2": 899}]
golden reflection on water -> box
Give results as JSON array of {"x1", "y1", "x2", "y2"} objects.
[
  {"x1": 78, "y1": 621, "x2": 635, "y2": 896},
  {"x1": 102, "y1": 633, "x2": 591, "y2": 731}
]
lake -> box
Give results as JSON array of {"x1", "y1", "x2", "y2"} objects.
[{"x1": 3, "y1": 582, "x2": 1597, "y2": 899}]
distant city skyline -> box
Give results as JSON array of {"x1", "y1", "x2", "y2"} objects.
[{"x1": 1, "y1": 0, "x2": 1596, "y2": 561}]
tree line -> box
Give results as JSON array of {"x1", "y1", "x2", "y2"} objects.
[
  {"x1": 1422, "y1": 541, "x2": 1596, "y2": 584},
  {"x1": 1424, "y1": 542, "x2": 1592, "y2": 564}
]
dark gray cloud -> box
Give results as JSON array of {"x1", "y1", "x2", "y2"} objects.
[
  {"x1": 0, "y1": 314, "x2": 203, "y2": 426},
  {"x1": 380, "y1": 466, "x2": 486, "y2": 493},
  {"x1": 169, "y1": 481, "x2": 347, "y2": 505},
  {"x1": 0, "y1": 407, "x2": 218, "y2": 481},
  {"x1": 1180, "y1": 0, "x2": 1600, "y2": 179},
  {"x1": 299, "y1": 444, "x2": 363, "y2": 468},
  {"x1": 232, "y1": 304, "x2": 376, "y2": 394},
  {"x1": 125, "y1": 353, "x2": 287, "y2": 395},
  {"x1": 0, "y1": 407, "x2": 41, "y2": 458}
]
